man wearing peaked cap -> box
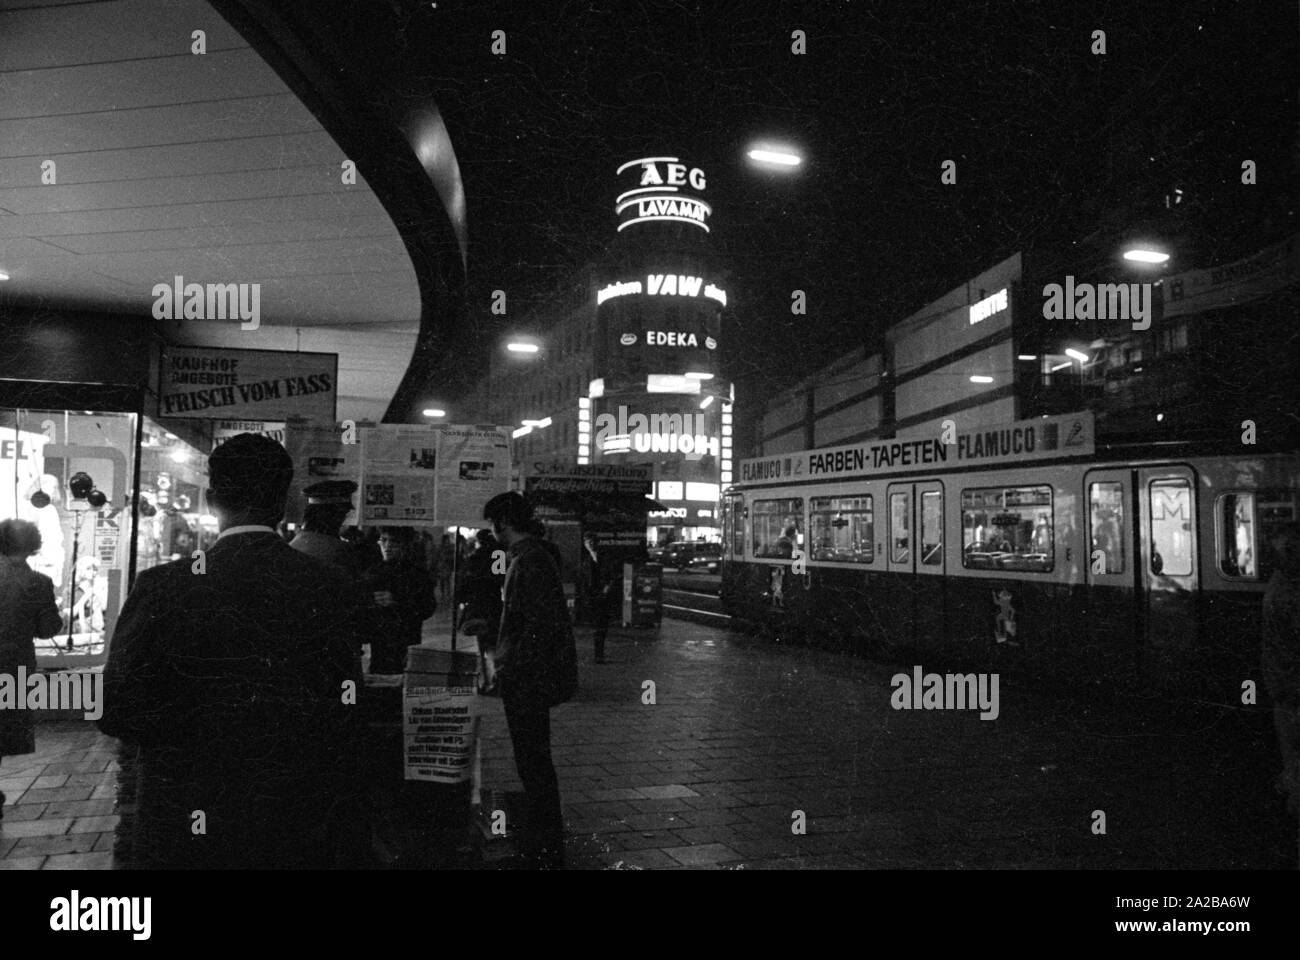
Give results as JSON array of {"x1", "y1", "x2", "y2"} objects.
[{"x1": 290, "y1": 479, "x2": 365, "y2": 577}]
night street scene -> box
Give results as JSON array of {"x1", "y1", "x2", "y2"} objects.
[{"x1": 0, "y1": 0, "x2": 1298, "y2": 932}]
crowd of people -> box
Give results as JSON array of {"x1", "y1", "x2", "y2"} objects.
[{"x1": 3, "y1": 433, "x2": 581, "y2": 868}]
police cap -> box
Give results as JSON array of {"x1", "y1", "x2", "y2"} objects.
[{"x1": 303, "y1": 479, "x2": 358, "y2": 505}]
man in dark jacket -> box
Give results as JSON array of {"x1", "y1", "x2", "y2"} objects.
[
  {"x1": 483, "y1": 492, "x2": 570, "y2": 869},
  {"x1": 362, "y1": 526, "x2": 437, "y2": 673},
  {"x1": 99, "y1": 434, "x2": 368, "y2": 869},
  {"x1": 581, "y1": 532, "x2": 614, "y2": 664}
]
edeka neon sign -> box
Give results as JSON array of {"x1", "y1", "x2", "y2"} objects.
[
  {"x1": 596, "y1": 275, "x2": 727, "y2": 307},
  {"x1": 615, "y1": 157, "x2": 711, "y2": 233}
]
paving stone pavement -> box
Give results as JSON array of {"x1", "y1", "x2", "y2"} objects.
[
  {"x1": 478, "y1": 619, "x2": 1298, "y2": 870},
  {"x1": 0, "y1": 723, "x2": 120, "y2": 870},
  {"x1": 5, "y1": 617, "x2": 1293, "y2": 870}
]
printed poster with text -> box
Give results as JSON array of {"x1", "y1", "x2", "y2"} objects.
[
  {"x1": 433, "y1": 425, "x2": 512, "y2": 525},
  {"x1": 359, "y1": 424, "x2": 440, "y2": 526}
]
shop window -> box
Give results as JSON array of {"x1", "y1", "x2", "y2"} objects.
[
  {"x1": 1217, "y1": 492, "x2": 1257, "y2": 579},
  {"x1": 961, "y1": 485, "x2": 1054, "y2": 572},
  {"x1": 1, "y1": 407, "x2": 143, "y2": 668},
  {"x1": 809, "y1": 494, "x2": 873, "y2": 563},
  {"x1": 889, "y1": 491, "x2": 909, "y2": 563},
  {"x1": 752, "y1": 497, "x2": 802, "y2": 558},
  {"x1": 1148, "y1": 478, "x2": 1193, "y2": 576},
  {"x1": 1088, "y1": 481, "x2": 1126, "y2": 574},
  {"x1": 920, "y1": 489, "x2": 943, "y2": 566}
]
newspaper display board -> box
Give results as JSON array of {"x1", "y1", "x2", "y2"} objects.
[
  {"x1": 434, "y1": 425, "x2": 512, "y2": 525},
  {"x1": 359, "y1": 424, "x2": 511, "y2": 527},
  {"x1": 403, "y1": 678, "x2": 479, "y2": 784},
  {"x1": 283, "y1": 419, "x2": 362, "y2": 524}
]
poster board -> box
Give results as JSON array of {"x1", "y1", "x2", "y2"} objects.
[{"x1": 359, "y1": 424, "x2": 511, "y2": 527}]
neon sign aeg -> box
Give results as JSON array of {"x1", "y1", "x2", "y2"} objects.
[{"x1": 615, "y1": 157, "x2": 711, "y2": 233}]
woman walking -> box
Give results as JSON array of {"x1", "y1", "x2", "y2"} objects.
[{"x1": 0, "y1": 519, "x2": 63, "y2": 818}]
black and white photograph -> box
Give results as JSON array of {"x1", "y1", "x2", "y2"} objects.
[{"x1": 0, "y1": 0, "x2": 1297, "y2": 943}]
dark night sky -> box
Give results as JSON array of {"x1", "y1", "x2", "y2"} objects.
[{"x1": 368, "y1": 0, "x2": 1297, "y2": 407}]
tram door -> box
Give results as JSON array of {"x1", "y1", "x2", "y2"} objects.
[
  {"x1": 1136, "y1": 467, "x2": 1199, "y2": 673},
  {"x1": 885, "y1": 481, "x2": 946, "y2": 649},
  {"x1": 1083, "y1": 470, "x2": 1137, "y2": 663}
]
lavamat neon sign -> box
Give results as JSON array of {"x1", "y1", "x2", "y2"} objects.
[
  {"x1": 615, "y1": 157, "x2": 711, "y2": 233},
  {"x1": 596, "y1": 274, "x2": 727, "y2": 307}
]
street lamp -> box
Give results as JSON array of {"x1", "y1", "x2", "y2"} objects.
[
  {"x1": 485, "y1": 336, "x2": 542, "y2": 424},
  {"x1": 746, "y1": 145, "x2": 803, "y2": 168},
  {"x1": 1122, "y1": 246, "x2": 1170, "y2": 265},
  {"x1": 421, "y1": 407, "x2": 446, "y2": 418}
]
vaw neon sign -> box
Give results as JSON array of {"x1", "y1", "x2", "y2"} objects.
[
  {"x1": 615, "y1": 156, "x2": 711, "y2": 233},
  {"x1": 596, "y1": 274, "x2": 727, "y2": 307}
]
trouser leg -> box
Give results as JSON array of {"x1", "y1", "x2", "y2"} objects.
[
  {"x1": 593, "y1": 592, "x2": 609, "y2": 661},
  {"x1": 503, "y1": 692, "x2": 563, "y2": 858}
]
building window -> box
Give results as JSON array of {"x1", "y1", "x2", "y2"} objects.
[
  {"x1": 752, "y1": 498, "x2": 802, "y2": 558},
  {"x1": 961, "y1": 485, "x2": 1054, "y2": 572},
  {"x1": 1089, "y1": 481, "x2": 1126, "y2": 574},
  {"x1": 809, "y1": 495, "x2": 873, "y2": 563},
  {"x1": 1148, "y1": 478, "x2": 1193, "y2": 576}
]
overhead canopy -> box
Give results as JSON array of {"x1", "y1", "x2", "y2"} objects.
[{"x1": 0, "y1": 0, "x2": 431, "y2": 424}]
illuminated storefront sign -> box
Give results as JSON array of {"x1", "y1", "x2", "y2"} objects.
[
  {"x1": 615, "y1": 157, "x2": 711, "y2": 233},
  {"x1": 969, "y1": 288, "x2": 1008, "y2": 325},
  {"x1": 597, "y1": 275, "x2": 727, "y2": 307}
]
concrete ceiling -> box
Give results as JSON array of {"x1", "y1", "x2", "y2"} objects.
[{"x1": 0, "y1": 0, "x2": 422, "y2": 422}]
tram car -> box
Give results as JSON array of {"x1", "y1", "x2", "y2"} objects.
[{"x1": 720, "y1": 411, "x2": 1300, "y2": 702}]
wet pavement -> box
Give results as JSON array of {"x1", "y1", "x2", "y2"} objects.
[{"x1": 3, "y1": 612, "x2": 1295, "y2": 869}]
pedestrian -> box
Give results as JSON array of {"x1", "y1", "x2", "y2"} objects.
[
  {"x1": 290, "y1": 480, "x2": 369, "y2": 581},
  {"x1": 0, "y1": 519, "x2": 63, "y2": 818},
  {"x1": 582, "y1": 532, "x2": 614, "y2": 664},
  {"x1": 458, "y1": 529, "x2": 504, "y2": 633},
  {"x1": 481, "y1": 492, "x2": 576, "y2": 869},
  {"x1": 98, "y1": 433, "x2": 369, "y2": 869},
  {"x1": 436, "y1": 534, "x2": 457, "y2": 604},
  {"x1": 362, "y1": 526, "x2": 438, "y2": 673},
  {"x1": 1262, "y1": 523, "x2": 1300, "y2": 826}
]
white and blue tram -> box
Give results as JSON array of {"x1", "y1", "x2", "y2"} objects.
[{"x1": 721, "y1": 411, "x2": 1300, "y2": 699}]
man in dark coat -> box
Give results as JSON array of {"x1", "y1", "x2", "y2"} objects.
[
  {"x1": 581, "y1": 532, "x2": 614, "y2": 664},
  {"x1": 361, "y1": 526, "x2": 437, "y2": 674},
  {"x1": 99, "y1": 434, "x2": 368, "y2": 869},
  {"x1": 482, "y1": 492, "x2": 571, "y2": 869}
]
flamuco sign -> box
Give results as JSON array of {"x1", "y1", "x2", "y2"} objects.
[{"x1": 615, "y1": 156, "x2": 711, "y2": 233}]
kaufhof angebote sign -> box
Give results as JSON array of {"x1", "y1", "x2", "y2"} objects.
[{"x1": 159, "y1": 346, "x2": 337, "y2": 423}]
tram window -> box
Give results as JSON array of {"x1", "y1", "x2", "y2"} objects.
[
  {"x1": 1148, "y1": 479, "x2": 1193, "y2": 577},
  {"x1": 810, "y1": 495, "x2": 873, "y2": 563},
  {"x1": 920, "y1": 490, "x2": 942, "y2": 566},
  {"x1": 890, "y1": 492, "x2": 909, "y2": 563},
  {"x1": 960, "y1": 485, "x2": 1054, "y2": 572},
  {"x1": 1217, "y1": 493, "x2": 1257, "y2": 579},
  {"x1": 753, "y1": 498, "x2": 803, "y2": 558},
  {"x1": 1088, "y1": 482, "x2": 1126, "y2": 574}
]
